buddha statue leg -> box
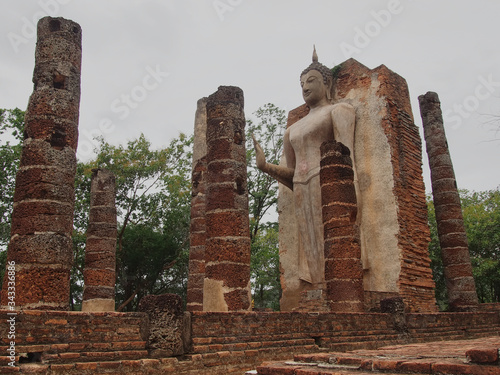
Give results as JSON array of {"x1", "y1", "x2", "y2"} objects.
[{"x1": 294, "y1": 175, "x2": 325, "y2": 287}]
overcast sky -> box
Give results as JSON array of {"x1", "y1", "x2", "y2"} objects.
[{"x1": 1, "y1": 0, "x2": 499, "y2": 193}]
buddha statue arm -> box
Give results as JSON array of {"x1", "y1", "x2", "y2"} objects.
[
  {"x1": 331, "y1": 102, "x2": 356, "y2": 157},
  {"x1": 252, "y1": 134, "x2": 294, "y2": 190}
]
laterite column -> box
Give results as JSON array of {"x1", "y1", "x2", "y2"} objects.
[
  {"x1": 419, "y1": 91, "x2": 478, "y2": 311},
  {"x1": 187, "y1": 98, "x2": 208, "y2": 312},
  {"x1": 82, "y1": 168, "x2": 117, "y2": 312},
  {"x1": 203, "y1": 86, "x2": 251, "y2": 311},
  {"x1": 320, "y1": 140, "x2": 364, "y2": 312},
  {"x1": 0, "y1": 17, "x2": 82, "y2": 310}
]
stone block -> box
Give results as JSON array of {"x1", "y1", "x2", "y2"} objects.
[
  {"x1": 319, "y1": 164, "x2": 354, "y2": 184},
  {"x1": 7, "y1": 233, "x2": 72, "y2": 265},
  {"x1": 206, "y1": 118, "x2": 246, "y2": 143},
  {"x1": 84, "y1": 251, "x2": 115, "y2": 270},
  {"x1": 439, "y1": 232, "x2": 469, "y2": 249},
  {"x1": 19, "y1": 138, "x2": 76, "y2": 169},
  {"x1": 205, "y1": 137, "x2": 246, "y2": 164},
  {"x1": 321, "y1": 203, "x2": 357, "y2": 224},
  {"x1": 326, "y1": 279, "x2": 364, "y2": 302},
  {"x1": 206, "y1": 211, "x2": 249, "y2": 238},
  {"x1": 10, "y1": 266, "x2": 70, "y2": 307},
  {"x1": 321, "y1": 182, "x2": 356, "y2": 206},
  {"x1": 83, "y1": 269, "x2": 115, "y2": 287},
  {"x1": 466, "y1": 348, "x2": 498, "y2": 364},
  {"x1": 325, "y1": 258, "x2": 363, "y2": 280},
  {"x1": 138, "y1": 294, "x2": 188, "y2": 356},
  {"x1": 324, "y1": 237, "x2": 360, "y2": 259},
  {"x1": 82, "y1": 286, "x2": 114, "y2": 300},
  {"x1": 205, "y1": 263, "x2": 251, "y2": 288},
  {"x1": 224, "y1": 288, "x2": 251, "y2": 311},
  {"x1": 190, "y1": 232, "x2": 206, "y2": 248},
  {"x1": 86, "y1": 223, "x2": 117, "y2": 238},
  {"x1": 89, "y1": 206, "x2": 117, "y2": 223},
  {"x1": 205, "y1": 237, "x2": 251, "y2": 263}
]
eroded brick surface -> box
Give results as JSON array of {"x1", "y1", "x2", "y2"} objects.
[
  {"x1": 419, "y1": 91, "x2": 478, "y2": 311},
  {"x1": 0, "y1": 17, "x2": 82, "y2": 310}
]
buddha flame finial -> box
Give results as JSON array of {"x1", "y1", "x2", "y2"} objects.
[
  {"x1": 312, "y1": 45, "x2": 318, "y2": 63},
  {"x1": 301, "y1": 45, "x2": 331, "y2": 85}
]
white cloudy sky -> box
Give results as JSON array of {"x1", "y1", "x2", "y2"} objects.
[{"x1": 1, "y1": 0, "x2": 499, "y2": 193}]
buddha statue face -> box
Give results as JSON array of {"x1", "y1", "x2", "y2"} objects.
[{"x1": 300, "y1": 69, "x2": 329, "y2": 107}]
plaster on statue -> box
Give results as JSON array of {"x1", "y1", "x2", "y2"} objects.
[{"x1": 253, "y1": 47, "x2": 356, "y2": 287}]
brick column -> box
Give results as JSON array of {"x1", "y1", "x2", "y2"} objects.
[
  {"x1": 82, "y1": 168, "x2": 117, "y2": 312},
  {"x1": 187, "y1": 98, "x2": 208, "y2": 312},
  {"x1": 0, "y1": 17, "x2": 81, "y2": 310},
  {"x1": 320, "y1": 140, "x2": 364, "y2": 312},
  {"x1": 187, "y1": 156, "x2": 207, "y2": 312},
  {"x1": 203, "y1": 86, "x2": 251, "y2": 311},
  {"x1": 419, "y1": 91, "x2": 478, "y2": 311}
]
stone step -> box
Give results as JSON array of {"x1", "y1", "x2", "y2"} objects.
[
  {"x1": 257, "y1": 336, "x2": 500, "y2": 375},
  {"x1": 0, "y1": 340, "x2": 146, "y2": 356},
  {"x1": 192, "y1": 338, "x2": 316, "y2": 353},
  {"x1": 0, "y1": 364, "x2": 20, "y2": 373},
  {"x1": 257, "y1": 358, "x2": 500, "y2": 375},
  {"x1": 41, "y1": 349, "x2": 149, "y2": 364}
]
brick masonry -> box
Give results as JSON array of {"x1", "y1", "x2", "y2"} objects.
[
  {"x1": 0, "y1": 17, "x2": 82, "y2": 310},
  {"x1": 203, "y1": 86, "x2": 252, "y2": 312},
  {"x1": 419, "y1": 91, "x2": 479, "y2": 311},
  {"x1": 333, "y1": 59, "x2": 437, "y2": 312},
  {"x1": 0, "y1": 309, "x2": 498, "y2": 374},
  {"x1": 187, "y1": 98, "x2": 208, "y2": 312},
  {"x1": 280, "y1": 60, "x2": 437, "y2": 313},
  {"x1": 82, "y1": 168, "x2": 117, "y2": 312},
  {"x1": 320, "y1": 140, "x2": 364, "y2": 312}
]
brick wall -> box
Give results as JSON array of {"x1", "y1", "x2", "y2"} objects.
[{"x1": 0, "y1": 309, "x2": 498, "y2": 374}]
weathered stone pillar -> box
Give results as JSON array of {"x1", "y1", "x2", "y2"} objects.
[
  {"x1": 320, "y1": 140, "x2": 364, "y2": 312},
  {"x1": 418, "y1": 91, "x2": 478, "y2": 311},
  {"x1": 203, "y1": 86, "x2": 251, "y2": 311},
  {"x1": 0, "y1": 17, "x2": 82, "y2": 310},
  {"x1": 187, "y1": 97, "x2": 208, "y2": 312},
  {"x1": 82, "y1": 168, "x2": 117, "y2": 312}
]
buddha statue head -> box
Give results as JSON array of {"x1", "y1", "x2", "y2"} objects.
[{"x1": 300, "y1": 46, "x2": 333, "y2": 105}]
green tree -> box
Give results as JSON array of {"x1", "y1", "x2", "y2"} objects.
[
  {"x1": 426, "y1": 196, "x2": 447, "y2": 310},
  {"x1": 250, "y1": 223, "x2": 280, "y2": 310},
  {"x1": 246, "y1": 103, "x2": 286, "y2": 310},
  {"x1": 427, "y1": 188, "x2": 500, "y2": 309},
  {"x1": 73, "y1": 133, "x2": 193, "y2": 311},
  {"x1": 461, "y1": 189, "x2": 500, "y2": 302},
  {"x1": 0, "y1": 108, "x2": 24, "y2": 286},
  {"x1": 0, "y1": 108, "x2": 24, "y2": 249}
]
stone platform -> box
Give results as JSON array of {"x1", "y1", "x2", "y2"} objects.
[{"x1": 256, "y1": 336, "x2": 500, "y2": 374}]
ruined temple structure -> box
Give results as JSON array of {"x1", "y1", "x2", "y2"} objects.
[
  {"x1": 419, "y1": 91, "x2": 479, "y2": 311},
  {"x1": 2, "y1": 17, "x2": 500, "y2": 375},
  {"x1": 193, "y1": 86, "x2": 252, "y2": 312},
  {"x1": 81, "y1": 168, "x2": 117, "y2": 312},
  {"x1": 279, "y1": 59, "x2": 438, "y2": 312},
  {"x1": 0, "y1": 17, "x2": 82, "y2": 310}
]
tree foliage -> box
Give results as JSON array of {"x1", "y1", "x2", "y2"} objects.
[
  {"x1": 0, "y1": 108, "x2": 24, "y2": 250},
  {"x1": 73, "y1": 133, "x2": 193, "y2": 311},
  {"x1": 427, "y1": 188, "x2": 500, "y2": 309},
  {"x1": 246, "y1": 103, "x2": 286, "y2": 310},
  {"x1": 0, "y1": 108, "x2": 24, "y2": 285}
]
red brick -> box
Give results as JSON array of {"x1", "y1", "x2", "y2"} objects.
[
  {"x1": 75, "y1": 362, "x2": 98, "y2": 370},
  {"x1": 466, "y1": 348, "x2": 499, "y2": 364}
]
